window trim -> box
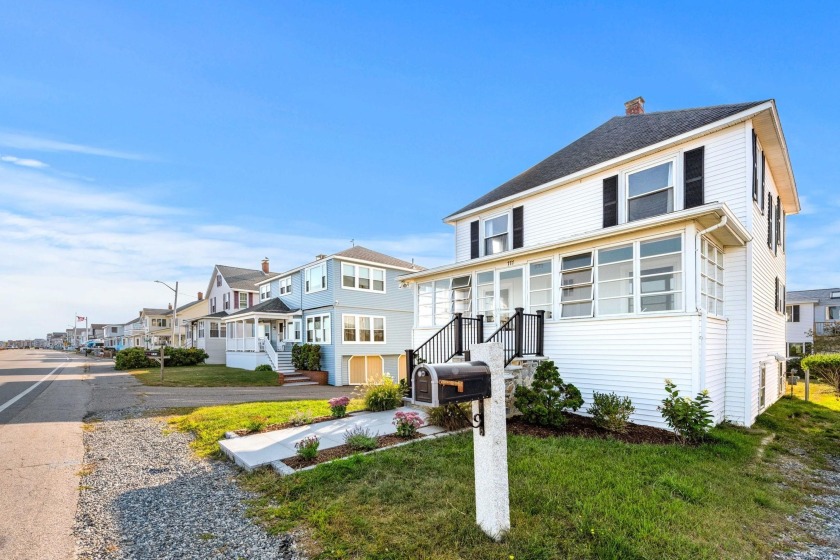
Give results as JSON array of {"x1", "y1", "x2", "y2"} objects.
[
  {"x1": 341, "y1": 261, "x2": 387, "y2": 293},
  {"x1": 624, "y1": 157, "x2": 678, "y2": 223},
  {"x1": 305, "y1": 262, "x2": 328, "y2": 294},
  {"x1": 305, "y1": 313, "x2": 331, "y2": 344},
  {"x1": 259, "y1": 284, "x2": 270, "y2": 301},
  {"x1": 482, "y1": 211, "x2": 511, "y2": 257},
  {"x1": 342, "y1": 314, "x2": 387, "y2": 344},
  {"x1": 700, "y1": 236, "x2": 724, "y2": 317},
  {"x1": 239, "y1": 292, "x2": 249, "y2": 310},
  {"x1": 528, "y1": 259, "x2": 553, "y2": 319},
  {"x1": 759, "y1": 363, "x2": 767, "y2": 410},
  {"x1": 559, "y1": 251, "x2": 594, "y2": 319},
  {"x1": 278, "y1": 276, "x2": 292, "y2": 295}
]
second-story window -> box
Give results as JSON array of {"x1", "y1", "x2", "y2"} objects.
[
  {"x1": 627, "y1": 161, "x2": 674, "y2": 222},
  {"x1": 279, "y1": 276, "x2": 292, "y2": 295},
  {"x1": 786, "y1": 305, "x2": 799, "y2": 323},
  {"x1": 216, "y1": 274, "x2": 222, "y2": 287},
  {"x1": 239, "y1": 292, "x2": 248, "y2": 309},
  {"x1": 305, "y1": 263, "x2": 327, "y2": 293},
  {"x1": 342, "y1": 263, "x2": 386, "y2": 292},
  {"x1": 483, "y1": 214, "x2": 509, "y2": 256},
  {"x1": 259, "y1": 284, "x2": 270, "y2": 301}
]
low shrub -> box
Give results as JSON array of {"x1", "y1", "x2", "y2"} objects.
[
  {"x1": 344, "y1": 426, "x2": 378, "y2": 451},
  {"x1": 114, "y1": 347, "x2": 156, "y2": 370},
  {"x1": 328, "y1": 396, "x2": 351, "y2": 418},
  {"x1": 361, "y1": 377, "x2": 404, "y2": 412},
  {"x1": 292, "y1": 343, "x2": 321, "y2": 371},
  {"x1": 295, "y1": 435, "x2": 319, "y2": 460},
  {"x1": 254, "y1": 364, "x2": 273, "y2": 372},
  {"x1": 243, "y1": 416, "x2": 268, "y2": 433},
  {"x1": 425, "y1": 403, "x2": 472, "y2": 431},
  {"x1": 801, "y1": 353, "x2": 840, "y2": 393},
  {"x1": 290, "y1": 411, "x2": 313, "y2": 426},
  {"x1": 155, "y1": 346, "x2": 209, "y2": 367},
  {"x1": 513, "y1": 360, "x2": 583, "y2": 428},
  {"x1": 587, "y1": 392, "x2": 635, "y2": 433},
  {"x1": 393, "y1": 410, "x2": 424, "y2": 437},
  {"x1": 658, "y1": 380, "x2": 714, "y2": 444}
]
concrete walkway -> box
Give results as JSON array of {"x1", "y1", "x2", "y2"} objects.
[{"x1": 220, "y1": 407, "x2": 443, "y2": 470}]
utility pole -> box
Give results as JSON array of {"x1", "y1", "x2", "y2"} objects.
[{"x1": 155, "y1": 280, "x2": 180, "y2": 348}]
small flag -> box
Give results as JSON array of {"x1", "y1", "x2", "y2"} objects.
[{"x1": 77, "y1": 316, "x2": 86, "y2": 322}]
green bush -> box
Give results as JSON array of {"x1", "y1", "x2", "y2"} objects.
[
  {"x1": 158, "y1": 346, "x2": 209, "y2": 367},
  {"x1": 114, "y1": 347, "x2": 156, "y2": 370},
  {"x1": 295, "y1": 435, "x2": 319, "y2": 460},
  {"x1": 243, "y1": 416, "x2": 268, "y2": 433},
  {"x1": 344, "y1": 426, "x2": 378, "y2": 451},
  {"x1": 363, "y1": 377, "x2": 403, "y2": 412},
  {"x1": 513, "y1": 360, "x2": 583, "y2": 428},
  {"x1": 254, "y1": 364, "x2": 273, "y2": 372},
  {"x1": 426, "y1": 403, "x2": 472, "y2": 431},
  {"x1": 587, "y1": 392, "x2": 635, "y2": 433},
  {"x1": 658, "y1": 380, "x2": 714, "y2": 444},
  {"x1": 801, "y1": 353, "x2": 840, "y2": 393},
  {"x1": 291, "y1": 343, "x2": 321, "y2": 370}
]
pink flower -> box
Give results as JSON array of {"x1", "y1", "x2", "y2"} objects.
[{"x1": 328, "y1": 396, "x2": 351, "y2": 408}]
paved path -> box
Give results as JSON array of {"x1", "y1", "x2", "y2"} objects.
[{"x1": 0, "y1": 349, "x2": 347, "y2": 560}]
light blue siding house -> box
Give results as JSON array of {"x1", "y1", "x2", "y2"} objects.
[{"x1": 223, "y1": 246, "x2": 423, "y2": 386}]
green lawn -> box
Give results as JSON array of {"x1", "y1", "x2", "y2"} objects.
[
  {"x1": 225, "y1": 387, "x2": 840, "y2": 560},
  {"x1": 172, "y1": 399, "x2": 365, "y2": 456},
  {"x1": 130, "y1": 364, "x2": 280, "y2": 387}
]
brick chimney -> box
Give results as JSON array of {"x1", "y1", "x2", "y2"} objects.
[
  {"x1": 261, "y1": 257, "x2": 270, "y2": 274},
  {"x1": 197, "y1": 291, "x2": 203, "y2": 301},
  {"x1": 624, "y1": 96, "x2": 645, "y2": 115}
]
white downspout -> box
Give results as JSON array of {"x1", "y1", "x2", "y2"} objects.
[{"x1": 694, "y1": 215, "x2": 728, "y2": 406}]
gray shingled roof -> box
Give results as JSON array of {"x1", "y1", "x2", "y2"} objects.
[
  {"x1": 334, "y1": 245, "x2": 424, "y2": 271},
  {"x1": 226, "y1": 297, "x2": 299, "y2": 317},
  {"x1": 447, "y1": 101, "x2": 769, "y2": 218},
  {"x1": 142, "y1": 308, "x2": 171, "y2": 316},
  {"x1": 786, "y1": 288, "x2": 840, "y2": 305},
  {"x1": 216, "y1": 265, "x2": 274, "y2": 291}
]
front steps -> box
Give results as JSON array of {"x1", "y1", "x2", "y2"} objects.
[{"x1": 275, "y1": 350, "x2": 319, "y2": 386}]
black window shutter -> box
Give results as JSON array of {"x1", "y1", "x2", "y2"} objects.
[
  {"x1": 760, "y1": 152, "x2": 766, "y2": 212},
  {"x1": 775, "y1": 196, "x2": 781, "y2": 255},
  {"x1": 512, "y1": 206, "x2": 524, "y2": 249},
  {"x1": 767, "y1": 193, "x2": 773, "y2": 249},
  {"x1": 470, "y1": 220, "x2": 479, "y2": 259},
  {"x1": 774, "y1": 277, "x2": 780, "y2": 312},
  {"x1": 793, "y1": 304, "x2": 800, "y2": 322},
  {"x1": 781, "y1": 212, "x2": 786, "y2": 251},
  {"x1": 684, "y1": 147, "x2": 705, "y2": 209},
  {"x1": 603, "y1": 175, "x2": 618, "y2": 228},
  {"x1": 752, "y1": 130, "x2": 758, "y2": 201}
]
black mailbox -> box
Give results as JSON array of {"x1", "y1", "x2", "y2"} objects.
[{"x1": 412, "y1": 361, "x2": 491, "y2": 406}]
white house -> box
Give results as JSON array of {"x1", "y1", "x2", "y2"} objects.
[{"x1": 400, "y1": 97, "x2": 799, "y2": 428}]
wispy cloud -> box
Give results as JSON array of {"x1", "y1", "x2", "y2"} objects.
[
  {"x1": 0, "y1": 165, "x2": 452, "y2": 339},
  {"x1": 0, "y1": 131, "x2": 150, "y2": 161},
  {"x1": 0, "y1": 154, "x2": 48, "y2": 168}
]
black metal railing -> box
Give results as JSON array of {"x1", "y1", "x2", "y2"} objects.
[
  {"x1": 485, "y1": 308, "x2": 545, "y2": 366},
  {"x1": 406, "y1": 308, "x2": 545, "y2": 387},
  {"x1": 816, "y1": 321, "x2": 840, "y2": 336}
]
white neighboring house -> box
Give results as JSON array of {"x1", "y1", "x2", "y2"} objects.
[
  {"x1": 400, "y1": 97, "x2": 799, "y2": 428},
  {"x1": 785, "y1": 288, "x2": 840, "y2": 356},
  {"x1": 192, "y1": 260, "x2": 275, "y2": 364}
]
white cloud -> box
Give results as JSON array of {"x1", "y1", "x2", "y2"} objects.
[
  {"x1": 1, "y1": 154, "x2": 49, "y2": 168},
  {"x1": 0, "y1": 167, "x2": 453, "y2": 339},
  {"x1": 0, "y1": 131, "x2": 150, "y2": 161}
]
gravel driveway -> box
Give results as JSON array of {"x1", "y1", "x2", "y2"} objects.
[{"x1": 74, "y1": 411, "x2": 302, "y2": 560}]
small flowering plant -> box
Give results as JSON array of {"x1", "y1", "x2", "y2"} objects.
[
  {"x1": 328, "y1": 396, "x2": 351, "y2": 418},
  {"x1": 295, "y1": 435, "x2": 320, "y2": 460},
  {"x1": 392, "y1": 410, "x2": 424, "y2": 438}
]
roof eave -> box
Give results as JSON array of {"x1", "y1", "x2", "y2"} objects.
[
  {"x1": 443, "y1": 101, "x2": 780, "y2": 224},
  {"x1": 402, "y1": 203, "x2": 749, "y2": 282}
]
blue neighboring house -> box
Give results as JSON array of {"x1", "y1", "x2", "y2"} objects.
[{"x1": 223, "y1": 246, "x2": 424, "y2": 386}]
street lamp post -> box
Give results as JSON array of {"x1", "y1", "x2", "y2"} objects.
[{"x1": 155, "y1": 280, "x2": 179, "y2": 348}]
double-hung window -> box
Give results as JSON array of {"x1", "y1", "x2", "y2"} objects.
[
  {"x1": 639, "y1": 236, "x2": 683, "y2": 312},
  {"x1": 198, "y1": 321, "x2": 205, "y2": 338},
  {"x1": 209, "y1": 322, "x2": 219, "y2": 338},
  {"x1": 223, "y1": 293, "x2": 230, "y2": 310},
  {"x1": 477, "y1": 271, "x2": 495, "y2": 323},
  {"x1": 597, "y1": 245, "x2": 634, "y2": 315},
  {"x1": 305, "y1": 263, "x2": 327, "y2": 293},
  {"x1": 279, "y1": 276, "x2": 292, "y2": 295},
  {"x1": 627, "y1": 161, "x2": 675, "y2": 222},
  {"x1": 828, "y1": 306, "x2": 840, "y2": 321},
  {"x1": 700, "y1": 238, "x2": 724, "y2": 316},
  {"x1": 259, "y1": 284, "x2": 270, "y2": 301},
  {"x1": 529, "y1": 261, "x2": 552, "y2": 317},
  {"x1": 786, "y1": 305, "x2": 800, "y2": 323},
  {"x1": 434, "y1": 279, "x2": 451, "y2": 325},
  {"x1": 239, "y1": 292, "x2": 248, "y2": 309},
  {"x1": 342, "y1": 263, "x2": 386, "y2": 292},
  {"x1": 342, "y1": 314, "x2": 386, "y2": 343},
  {"x1": 451, "y1": 275, "x2": 472, "y2": 315},
  {"x1": 306, "y1": 314, "x2": 331, "y2": 344},
  {"x1": 560, "y1": 253, "x2": 593, "y2": 317},
  {"x1": 483, "y1": 214, "x2": 509, "y2": 256}
]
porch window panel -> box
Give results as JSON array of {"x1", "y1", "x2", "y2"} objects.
[
  {"x1": 452, "y1": 275, "x2": 472, "y2": 316},
  {"x1": 418, "y1": 282, "x2": 434, "y2": 326},
  {"x1": 529, "y1": 261, "x2": 552, "y2": 317},
  {"x1": 434, "y1": 279, "x2": 451, "y2": 325},
  {"x1": 477, "y1": 271, "x2": 495, "y2": 323},
  {"x1": 561, "y1": 301, "x2": 592, "y2": 318}
]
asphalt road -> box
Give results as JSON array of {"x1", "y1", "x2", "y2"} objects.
[{"x1": 0, "y1": 348, "x2": 346, "y2": 560}]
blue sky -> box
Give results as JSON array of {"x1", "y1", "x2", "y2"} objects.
[{"x1": 1, "y1": 1, "x2": 839, "y2": 339}]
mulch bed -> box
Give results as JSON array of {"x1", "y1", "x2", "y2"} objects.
[
  {"x1": 507, "y1": 413, "x2": 676, "y2": 445},
  {"x1": 282, "y1": 433, "x2": 424, "y2": 470}
]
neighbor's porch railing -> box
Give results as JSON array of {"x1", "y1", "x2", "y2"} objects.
[
  {"x1": 226, "y1": 337, "x2": 258, "y2": 352},
  {"x1": 264, "y1": 338, "x2": 278, "y2": 370},
  {"x1": 815, "y1": 321, "x2": 840, "y2": 336}
]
